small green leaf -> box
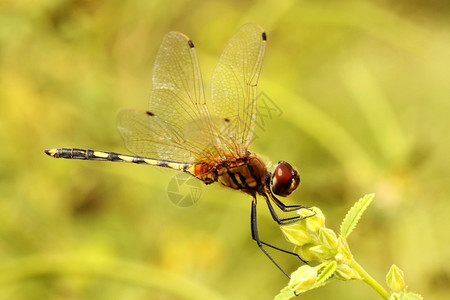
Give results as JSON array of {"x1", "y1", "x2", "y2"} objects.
[
  {"x1": 340, "y1": 193, "x2": 374, "y2": 239},
  {"x1": 274, "y1": 286, "x2": 295, "y2": 300},
  {"x1": 316, "y1": 261, "x2": 336, "y2": 284}
]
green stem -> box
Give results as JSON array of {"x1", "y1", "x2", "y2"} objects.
[{"x1": 348, "y1": 258, "x2": 390, "y2": 299}]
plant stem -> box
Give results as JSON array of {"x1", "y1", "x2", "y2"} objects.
[{"x1": 348, "y1": 258, "x2": 390, "y2": 299}]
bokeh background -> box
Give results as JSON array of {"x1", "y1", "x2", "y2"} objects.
[{"x1": 1, "y1": 0, "x2": 449, "y2": 299}]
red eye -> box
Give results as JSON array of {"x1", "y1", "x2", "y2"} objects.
[{"x1": 271, "y1": 161, "x2": 300, "y2": 197}]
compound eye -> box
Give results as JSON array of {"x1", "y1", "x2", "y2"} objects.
[{"x1": 271, "y1": 161, "x2": 300, "y2": 197}]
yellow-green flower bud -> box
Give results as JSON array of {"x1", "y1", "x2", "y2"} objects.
[
  {"x1": 295, "y1": 243, "x2": 320, "y2": 262},
  {"x1": 281, "y1": 223, "x2": 312, "y2": 246},
  {"x1": 289, "y1": 265, "x2": 317, "y2": 292},
  {"x1": 309, "y1": 245, "x2": 335, "y2": 261},
  {"x1": 386, "y1": 264, "x2": 406, "y2": 293},
  {"x1": 300, "y1": 207, "x2": 325, "y2": 233},
  {"x1": 334, "y1": 263, "x2": 361, "y2": 281},
  {"x1": 318, "y1": 227, "x2": 338, "y2": 249},
  {"x1": 334, "y1": 252, "x2": 344, "y2": 263}
]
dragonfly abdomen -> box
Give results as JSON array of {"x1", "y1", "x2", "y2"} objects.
[{"x1": 44, "y1": 148, "x2": 191, "y2": 171}]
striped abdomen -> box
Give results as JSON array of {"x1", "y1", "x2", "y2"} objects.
[{"x1": 44, "y1": 148, "x2": 191, "y2": 171}]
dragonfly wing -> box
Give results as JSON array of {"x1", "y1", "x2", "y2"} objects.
[
  {"x1": 118, "y1": 31, "x2": 219, "y2": 162},
  {"x1": 211, "y1": 23, "x2": 266, "y2": 155},
  {"x1": 117, "y1": 109, "x2": 205, "y2": 162},
  {"x1": 149, "y1": 31, "x2": 210, "y2": 136}
]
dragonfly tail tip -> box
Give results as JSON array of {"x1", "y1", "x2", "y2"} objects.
[{"x1": 44, "y1": 149, "x2": 57, "y2": 157}]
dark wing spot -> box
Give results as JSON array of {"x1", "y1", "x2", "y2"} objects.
[
  {"x1": 188, "y1": 40, "x2": 195, "y2": 48},
  {"x1": 262, "y1": 32, "x2": 267, "y2": 41},
  {"x1": 146, "y1": 111, "x2": 155, "y2": 116},
  {"x1": 224, "y1": 118, "x2": 230, "y2": 122}
]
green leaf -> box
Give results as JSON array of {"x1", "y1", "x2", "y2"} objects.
[
  {"x1": 340, "y1": 193, "x2": 374, "y2": 239},
  {"x1": 273, "y1": 286, "x2": 295, "y2": 300},
  {"x1": 316, "y1": 261, "x2": 336, "y2": 284}
]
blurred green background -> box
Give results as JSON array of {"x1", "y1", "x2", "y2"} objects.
[{"x1": 1, "y1": 0, "x2": 449, "y2": 299}]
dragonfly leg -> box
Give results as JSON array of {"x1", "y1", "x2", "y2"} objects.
[
  {"x1": 259, "y1": 240, "x2": 307, "y2": 264},
  {"x1": 265, "y1": 183, "x2": 314, "y2": 213},
  {"x1": 262, "y1": 193, "x2": 303, "y2": 225},
  {"x1": 260, "y1": 194, "x2": 311, "y2": 264},
  {"x1": 251, "y1": 196, "x2": 292, "y2": 278}
]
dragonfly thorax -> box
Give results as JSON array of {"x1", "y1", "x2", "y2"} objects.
[{"x1": 189, "y1": 152, "x2": 267, "y2": 195}]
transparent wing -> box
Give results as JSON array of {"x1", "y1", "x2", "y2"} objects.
[
  {"x1": 117, "y1": 109, "x2": 206, "y2": 163},
  {"x1": 211, "y1": 23, "x2": 266, "y2": 153},
  {"x1": 149, "y1": 31, "x2": 210, "y2": 134},
  {"x1": 118, "y1": 26, "x2": 267, "y2": 162},
  {"x1": 117, "y1": 31, "x2": 214, "y2": 162}
]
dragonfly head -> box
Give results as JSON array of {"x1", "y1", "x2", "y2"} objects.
[{"x1": 271, "y1": 161, "x2": 300, "y2": 197}]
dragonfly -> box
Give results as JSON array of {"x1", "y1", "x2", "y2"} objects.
[{"x1": 45, "y1": 23, "x2": 312, "y2": 277}]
